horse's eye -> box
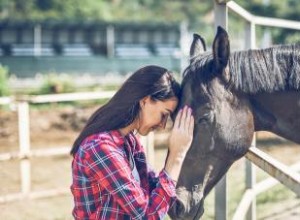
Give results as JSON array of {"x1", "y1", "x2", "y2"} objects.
[{"x1": 197, "y1": 112, "x2": 212, "y2": 124}]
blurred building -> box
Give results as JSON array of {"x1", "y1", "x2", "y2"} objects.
[{"x1": 0, "y1": 21, "x2": 183, "y2": 77}]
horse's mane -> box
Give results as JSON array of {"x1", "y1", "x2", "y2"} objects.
[{"x1": 184, "y1": 44, "x2": 300, "y2": 94}]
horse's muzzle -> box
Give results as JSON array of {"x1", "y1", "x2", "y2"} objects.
[
  {"x1": 168, "y1": 191, "x2": 204, "y2": 220},
  {"x1": 168, "y1": 199, "x2": 186, "y2": 219}
]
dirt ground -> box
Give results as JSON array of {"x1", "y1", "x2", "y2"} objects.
[{"x1": 0, "y1": 106, "x2": 299, "y2": 220}]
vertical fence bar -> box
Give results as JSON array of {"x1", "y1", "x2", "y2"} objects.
[
  {"x1": 34, "y1": 24, "x2": 42, "y2": 57},
  {"x1": 245, "y1": 136, "x2": 256, "y2": 220},
  {"x1": 18, "y1": 101, "x2": 31, "y2": 196},
  {"x1": 106, "y1": 25, "x2": 115, "y2": 58},
  {"x1": 140, "y1": 133, "x2": 155, "y2": 166},
  {"x1": 245, "y1": 21, "x2": 256, "y2": 220},
  {"x1": 245, "y1": 22, "x2": 256, "y2": 50},
  {"x1": 214, "y1": 1, "x2": 229, "y2": 31},
  {"x1": 215, "y1": 175, "x2": 228, "y2": 220},
  {"x1": 214, "y1": 1, "x2": 228, "y2": 219},
  {"x1": 179, "y1": 21, "x2": 189, "y2": 74}
]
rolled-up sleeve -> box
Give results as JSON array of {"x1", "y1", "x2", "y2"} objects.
[{"x1": 83, "y1": 137, "x2": 176, "y2": 220}]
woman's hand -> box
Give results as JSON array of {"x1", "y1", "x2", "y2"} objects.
[
  {"x1": 164, "y1": 105, "x2": 194, "y2": 182},
  {"x1": 169, "y1": 105, "x2": 194, "y2": 158}
]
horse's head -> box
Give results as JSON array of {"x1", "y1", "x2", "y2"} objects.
[{"x1": 168, "y1": 26, "x2": 255, "y2": 219}]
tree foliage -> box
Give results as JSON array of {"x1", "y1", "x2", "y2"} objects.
[
  {"x1": 0, "y1": 0, "x2": 298, "y2": 43},
  {"x1": 0, "y1": 0, "x2": 212, "y2": 22}
]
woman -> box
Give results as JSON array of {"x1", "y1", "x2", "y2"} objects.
[{"x1": 70, "y1": 65, "x2": 194, "y2": 219}]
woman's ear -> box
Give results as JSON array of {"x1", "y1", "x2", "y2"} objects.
[{"x1": 139, "y1": 96, "x2": 151, "y2": 108}]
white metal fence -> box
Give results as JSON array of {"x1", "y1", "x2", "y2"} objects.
[{"x1": 214, "y1": 1, "x2": 300, "y2": 220}]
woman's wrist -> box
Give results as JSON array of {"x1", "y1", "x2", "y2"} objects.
[
  {"x1": 164, "y1": 153, "x2": 185, "y2": 182},
  {"x1": 163, "y1": 169, "x2": 178, "y2": 184}
]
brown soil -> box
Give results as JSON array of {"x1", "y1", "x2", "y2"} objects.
[{"x1": 0, "y1": 106, "x2": 97, "y2": 153}]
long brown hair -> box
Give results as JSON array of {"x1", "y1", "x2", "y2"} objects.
[{"x1": 70, "y1": 65, "x2": 180, "y2": 156}]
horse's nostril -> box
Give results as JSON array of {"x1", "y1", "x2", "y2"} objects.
[{"x1": 175, "y1": 200, "x2": 186, "y2": 217}]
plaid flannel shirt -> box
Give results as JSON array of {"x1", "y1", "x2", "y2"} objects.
[{"x1": 71, "y1": 130, "x2": 176, "y2": 220}]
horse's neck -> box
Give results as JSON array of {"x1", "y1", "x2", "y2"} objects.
[
  {"x1": 255, "y1": 45, "x2": 300, "y2": 83},
  {"x1": 230, "y1": 45, "x2": 300, "y2": 94},
  {"x1": 256, "y1": 44, "x2": 299, "y2": 66},
  {"x1": 251, "y1": 91, "x2": 300, "y2": 144}
]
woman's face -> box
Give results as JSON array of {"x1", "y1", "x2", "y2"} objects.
[{"x1": 138, "y1": 96, "x2": 178, "y2": 135}]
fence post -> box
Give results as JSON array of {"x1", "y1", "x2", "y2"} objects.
[
  {"x1": 215, "y1": 175, "x2": 228, "y2": 220},
  {"x1": 214, "y1": 0, "x2": 229, "y2": 30},
  {"x1": 18, "y1": 101, "x2": 31, "y2": 197},
  {"x1": 106, "y1": 25, "x2": 115, "y2": 58},
  {"x1": 34, "y1": 24, "x2": 42, "y2": 57},
  {"x1": 245, "y1": 22, "x2": 256, "y2": 50},
  {"x1": 140, "y1": 133, "x2": 155, "y2": 167},
  {"x1": 245, "y1": 135, "x2": 257, "y2": 220},
  {"x1": 244, "y1": 21, "x2": 256, "y2": 220},
  {"x1": 214, "y1": 1, "x2": 228, "y2": 219},
  {"x1": 179, "y1": 21, "x2": 189, "y2": 74}
]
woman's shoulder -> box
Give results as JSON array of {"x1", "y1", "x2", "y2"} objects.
[{"x1": 80, "y1": 130, "x2": 125, "y2": 153}]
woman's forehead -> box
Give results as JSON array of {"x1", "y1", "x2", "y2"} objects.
[{"x1": 161, "y1": 98, "x2": 178, "y2": 112}]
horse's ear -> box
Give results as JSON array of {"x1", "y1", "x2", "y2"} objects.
[
  {"x1": 212, "y1": 26, "x2": 230, "y2": 71},
  {"x1": 190, "y1": 33, "x2": 206, "y2": 59}
]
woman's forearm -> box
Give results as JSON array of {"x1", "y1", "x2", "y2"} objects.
[{"x1": 164, "y1": 152, "x2": 186, "y2": 182}]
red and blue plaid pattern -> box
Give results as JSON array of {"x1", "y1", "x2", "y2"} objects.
[{"x1": 71, "y1": 130, "x2": 176, "y2": 219}]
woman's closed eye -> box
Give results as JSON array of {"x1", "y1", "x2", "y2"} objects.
[{"x1": 160, "y1": 113, "x2": 169, "y2": 127}]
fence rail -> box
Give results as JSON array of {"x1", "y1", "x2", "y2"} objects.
[
  {"x1": 0, "y1": 146, "x2": 70, "y2": 161},
  {"x1": 27, "y1": 91, "x2": 116, "y2": 103},
  {"x1": 0, "y1": 96, "x2": 13, "y2": 105},
  {"x1": 232, "y1": 151, "x2": 300, "y2": 220},
  {"x1": 246, "y1": 147, "x2": 300, "y2": 196},
  {"x1": 227, "y1": 1, "x2": 300, "y2": 30}
]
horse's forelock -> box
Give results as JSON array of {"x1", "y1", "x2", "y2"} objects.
[{"x1": 183, "y1": 53, "x2": 214, "y2": 84}]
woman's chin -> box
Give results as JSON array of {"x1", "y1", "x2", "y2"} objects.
[{"x1": 138, "y1": 128, "x2": 153, "y2": 136}]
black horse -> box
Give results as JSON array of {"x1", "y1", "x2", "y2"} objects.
[{"x1": 168, "y1": 26, "x2": 300, "y2": 219}]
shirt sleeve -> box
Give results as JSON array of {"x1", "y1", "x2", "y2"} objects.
[{"x1": 83, "y1": 136, "x2": 176, "y2": 220}]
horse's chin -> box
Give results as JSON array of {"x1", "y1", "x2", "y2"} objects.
[{"x1": 168, "y1": 200, "x2": 204, "y2": 220}]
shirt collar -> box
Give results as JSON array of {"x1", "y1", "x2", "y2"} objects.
[{"x1": 109, "y1": 129, "x2": 134, "y2": 146}]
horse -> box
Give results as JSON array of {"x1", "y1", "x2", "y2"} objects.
[{"x1": 168, "y1": 26, "x2": 300, "y2": 219}]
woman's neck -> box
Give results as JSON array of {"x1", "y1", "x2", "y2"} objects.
[{"x1": 119, "y1": 121, "x2": 137, "y2": 136}]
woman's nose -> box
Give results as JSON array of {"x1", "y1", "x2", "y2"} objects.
[{"x1": 158, "y1": 120, "x2": 167, "y2": 129}]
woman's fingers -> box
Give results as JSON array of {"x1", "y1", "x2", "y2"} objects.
[
  {"x1": 169, "y1": 105, "x2": 194, "y2": 155},
  {"x1": 182, "y1": 106, "x2": 188, "y2": 129},
  {"x1": 180, "y1": 106, "x2": 191, "y2": 130},
  {"x1": 184, "y1": 107, "x2": 192, "y2": 130},
  {"x1": 188, "y1": 115, "x2": 194, "y2": 135},
  {"x1": 174, "y1": 105, "x2": 194, "y2": 132},
  {"x1": 174, "y1": 108, "x2": 182, "y2": 129}
]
